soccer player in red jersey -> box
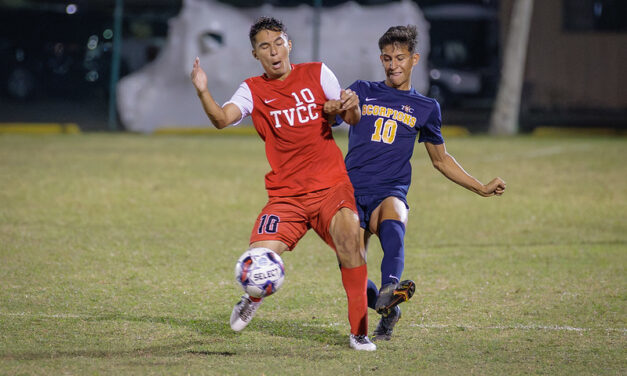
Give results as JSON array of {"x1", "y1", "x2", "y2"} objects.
[{"x1": 191, "y1": 17, "x2": 375, "y2": 351}]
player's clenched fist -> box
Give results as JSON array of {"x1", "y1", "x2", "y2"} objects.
[
  {"x1": 481, "y1": 177, "x2": 506, "y2": 197},
  {"x1": 340, "y1": 89, "x2": 358, "y2": 111},
  {"x1": 324, "y1": 89, "x2": 359, "y2": 115},
  {"x1": 323, "y1": 99, "x2": 342, "y2": 115}
]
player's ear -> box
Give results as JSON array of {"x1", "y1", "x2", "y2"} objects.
[
  {"x1": 379, "y1": 54, "x2": 385, "y2": 65},
  {"x1": 288, "y1": 39, "x2": 292, "y2": 52},
  {"x1": 413, "y1": 53, "x2": 420, "y2": 66},
  {"x1": 252, "y1": 49, "x2": 258, "y2": 60}
]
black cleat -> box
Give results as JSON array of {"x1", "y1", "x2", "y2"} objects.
[
  {"x1": 374, "y1": 279, "x2": 415, "y2": 316},
  {"x1": 373, "y1": 305, "x2": 401, "y2": 341}
]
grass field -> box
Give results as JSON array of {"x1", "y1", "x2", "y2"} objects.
[{"x1": 0, "y1": 132, "x2": 625, "y2": 375}]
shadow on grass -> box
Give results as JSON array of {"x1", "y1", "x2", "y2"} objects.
[
  {"x1": 1, "y1": 313, "x2": 346, "y2": 360},
  {"x1": 87, "y1": 312, "x2": 237, "y2": 337},
  {"x1": 90, "y1": 313, "x2": 345, "y2": 344},
  {"x1": 246, "y1": 318, "x2": 346, "y2": 347},
  {"x1": 89, "y1": 313, "x2": 345, "y2": 346}
]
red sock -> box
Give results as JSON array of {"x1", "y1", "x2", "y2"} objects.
[{"x1": 340, "y1": 264, "x2": 368, "y2": 335}]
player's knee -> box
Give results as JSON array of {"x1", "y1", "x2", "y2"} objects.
[
  {"x1": 329, "y1": 208, "x2": 362, "y2": 261},
  {"x1": 335, "y1": 233, "x2": 360, "y2": 255},
  {"x1": 330, "y1": 213, "x2": 359, "y2": 246},
  {"x1": 332, "y1": 225, "x2": 362, "y2": 264}
]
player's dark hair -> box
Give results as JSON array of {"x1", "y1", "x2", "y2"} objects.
[
  {"x1": 249, "y1": 17, "x2": 286, "y2": 47},
  {"x1": 378, "y1": 25, "x2": 418, "y2": 53}
]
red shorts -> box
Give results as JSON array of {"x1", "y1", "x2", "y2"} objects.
[{"x1": 249, "y1": 180, "x2": 357, "y2": 251}]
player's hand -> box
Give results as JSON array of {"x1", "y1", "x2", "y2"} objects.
[
  {"x1": 191, "y1": 57, "x2": 208, "y2": 95},
  {"x1": 481, "y1": 177, "x2": 506, "y2": 197},
  {"x1": 340, "y1": 89, "x2": 358, "y2": 111},
  {"x1": 323, "y1": 99, "x2": 342, "y2": 115}
]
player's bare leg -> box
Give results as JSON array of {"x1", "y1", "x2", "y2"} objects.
[
  {"x1": 331, "y1": 208, "x2": 366, "y2": 268},
  {"x1": 249, "y1": 240, "x2": 290, "y2": 256},
  {"x1": 330, "y1": 208, "x2": 376, "y2": 351},
  {"x1": 230, "y1": 240, "x2": 289, "y2": 331}
]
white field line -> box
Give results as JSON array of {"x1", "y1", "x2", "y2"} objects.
[
  {"x1": 302, "y1": 321, "x2": 625, "y2": 333},
  {"x1": 1, "y1": 312, "x2": 84, "y2": 319},
  {"x1": 2, "y1": 312, "x2": 625, "y2": 333},
  {"x1": 409, "y1": 323, "x2": 626, "y2": 333}
]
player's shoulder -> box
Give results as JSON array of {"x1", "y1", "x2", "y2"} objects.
[
  {"x1": 294, "y1": 61, "x2": 323, "y2": 71},
  {"x1": 405, "y1": 88, "x2": 440, "y2": 112},
  {"x1": 346, "y1": 80, "x2": 378, "y2": 93},
  {"x1": 412, "y1": 89, "x2": 439, "y2": 105},
  {"x1": 291, "y1": 62, "x2": 324, "y2": 80},
  {"x1": 352, "y1": 80, "x2": 377, "y2": 88},
  {"x1": 246, "y1": 72, "x2": 267, "y2": 85}
]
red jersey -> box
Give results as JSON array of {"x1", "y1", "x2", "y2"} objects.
[{"x1": 238, "y1": 63, "x2": 350, "y2": 197}]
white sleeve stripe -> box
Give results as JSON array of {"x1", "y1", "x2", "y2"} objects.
[
  {"x1": 320, "y1": 63, "x2": 341, "y2": 100},
  {"x1": 224, "y1": 82, "x2": 253, "y2": 126}
]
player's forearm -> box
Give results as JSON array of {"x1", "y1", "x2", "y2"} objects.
[
  {"x1": 340, "y1": 106, "x2": 361, "y2": 126},
  {"x1": 197, "y1": 90, "x2": 230, "y2": 129},
  {"x1": 434, "y1": 154, "x2": 485, "y2": 195}
]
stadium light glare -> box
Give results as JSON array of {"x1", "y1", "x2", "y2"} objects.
[
  {"x1": 87, "y1": 35, "x2": 99, "y2": 50},
  {"x1": 66, "y1": 4, "x2": 77, "y2": 15},
  {"x1": 103, "y1": 29, "x2": 114, "y2": 40}
]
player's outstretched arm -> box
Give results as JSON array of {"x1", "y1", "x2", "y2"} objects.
[
  {"x1": 425, "y1": 142, "x2": 506, "y2": 197},
  {"x1": 191, "y1": 57, "x2": 241, "y2": 129}
]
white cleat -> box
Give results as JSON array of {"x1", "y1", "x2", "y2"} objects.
[
  {"x1": 230, "y1": 294, "x2": 262, "y2": 332},
  {"x1": 349, "y1": 334, "x2": 377, "y2": 351}
]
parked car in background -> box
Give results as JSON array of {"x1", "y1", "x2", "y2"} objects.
[{"x1": 423, "y1": 3, "x2": 500, "y2": 110}]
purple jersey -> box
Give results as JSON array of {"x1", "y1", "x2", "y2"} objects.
[{"x1": 344, "y1": 80, "x2": 444, "y2": 196}]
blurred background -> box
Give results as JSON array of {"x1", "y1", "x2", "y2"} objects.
[{"x1": 0, "y1": 0, "x2": 625, "y2": 133}]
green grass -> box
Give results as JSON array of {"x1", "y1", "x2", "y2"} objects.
[{"x1": 0, "y1": 132, "x2": 625, "y2": 375}]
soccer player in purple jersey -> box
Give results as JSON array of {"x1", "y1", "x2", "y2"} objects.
[{"x1": 327, "y1": 25, "x2": 506, "y2": 340}]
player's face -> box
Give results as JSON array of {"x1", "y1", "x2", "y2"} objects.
[
  {"x1": 380, "y1": 43, "x2": 420, "y2": 91},
  {"x1": 252, "y1": 30, "x2": 292, "y2": 80}
]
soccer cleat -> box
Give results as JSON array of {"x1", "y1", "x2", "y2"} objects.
[
  {"x1": 372, "y1": 305, "x2": 401, "y2": 341},
  {"x1": 374, "y1": 279, "x2": 415, "y2": 316},
  {"x1": 230, "y1": 294, "x2": 262, "y2": 332},
  {"x1": 349, "y1": 334, "x2": 377, "y2": 351}
]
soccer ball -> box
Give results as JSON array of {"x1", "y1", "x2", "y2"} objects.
[{"x1": 234, "y1": 247, "x2": 285, "y2": 298}]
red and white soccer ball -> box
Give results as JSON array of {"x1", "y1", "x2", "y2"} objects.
[{"x1": 234, "y1": 247, "x2": 285, "y2": 298}]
